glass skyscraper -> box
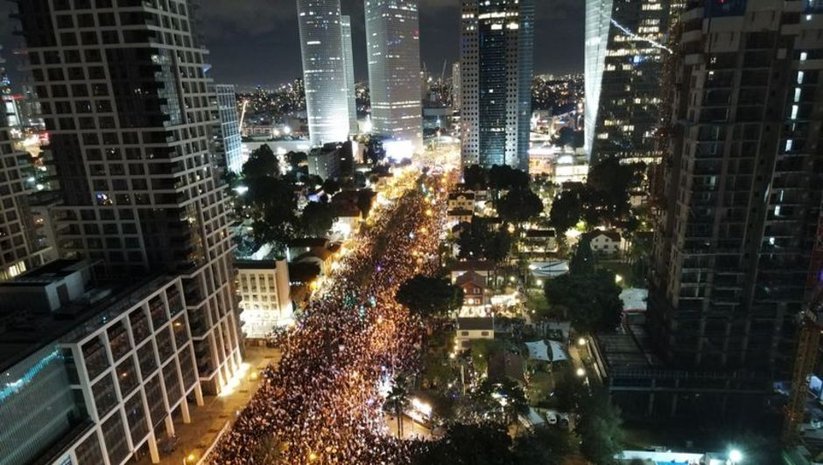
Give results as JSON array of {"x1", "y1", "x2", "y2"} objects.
[
  {"x1": 298, "y1": 0, "x2": 352, "y2": 146},
  {"x1": 341, "y1": 15, "x2": 358, "y2": 134},
  {"x1": 365, "y1": 0, "x2": 423, "y2": 158},
  {"x1": 214, "y1": 84, "x2": 244, "y2": 174},
  {"x1": 459, "y1": 0, "x2": 534, "y2": 172},
  {"x1": 584, "y1": 0, "x2": 676, "y2": 164}
]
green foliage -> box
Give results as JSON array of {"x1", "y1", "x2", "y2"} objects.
[
  {"x1": 469, "y1": 338, "x2": 509, "y2": 374},
  {"x1": 544, "y1": 270, "x2": 622, "y2": 333},
  {"x1": 456, "y1": 220, "x2": 513, "y2": 262},
  {"x1": 498, "y1": 188, "x2": 544, "y2": 224},
  {"x1": 240, "y1": 176, "x2": 298, "y2": 249},
  {"x1": 357, "y1": 189, "x2": 375, "y2": 218},
  {"x1": 321, "y1": 178, "x2": 341, "y2": 195},
  {"x1": 286, "y1": 151, "x2": 307, "y2": 171},
  {"x1": 414, "y1": 423, "x2": 514, "y2": 465},
  {"x1": 298, "y1": 201, "x2": 337, "y2": 237},
  {"x1": 396, "y1": 275, "x2": 464, "y2": 318},
  {"x1": 463, "y1": 165, "x2": 488, "y2": 190},
  {"x1": 512, "y1": 425, "x2": 573, "y2": 465},
  {"x1": 472, "y1": 378, "x2": 529, "y2": 422},
  {"x1": 569, "y1": 236, "x2": 595, "y2": 275},
  {"x1": 577, "y1": 388, "x2": 624, "y2": 465},
  {"x1": 587, "y1": 158, "x2": 645, "y2": 219},
  {"x1": 548, "y1": 184, "x2": 586, "y2": 233},
  {"x1": 242, "y1": 144, "x2": 279, "y2": 179}
]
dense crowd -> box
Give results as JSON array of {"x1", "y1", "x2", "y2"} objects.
[{"x1": 210, "y1": 174, "x2": 450, "y2": 464}]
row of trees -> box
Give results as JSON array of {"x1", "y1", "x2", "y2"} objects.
[
  {"x1": 549, "y1": 158, "x2": 646, "y2": 233},
  {"x1": 543, "y1": 236, "x2": 623, "y2": 333}
]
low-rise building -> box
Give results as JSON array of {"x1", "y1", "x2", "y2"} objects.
[
  {"x1": 0, "y1": 259, "x2": 210, "y2": 465},
  {"x1": 448, "y1": 208, "x2": 474, "y2": 225},
  {"x1": 455, "y1": 270, "x2": 489, "y2": 307},
  {"x1": 450, "y1": 260, "x2": 496, "y2": 285},
  {"x1": 455, "y1": 317, "x2": 494, "y2": 350},
  {"x1": 307, "y1": 145, "x2": 342, "y2": 180},
  {"x1": 586, "y1": 229, "x2": 624, "y2": 255},
  {"x1": 448, "y1": 191, "x2": 475, "y2": 212},
  {"x1": 237, "y1": 259, "x2": 293, "y2": 338},
  {"x1": 521, "y1": 229, "x2": 558, "y2": 256}
]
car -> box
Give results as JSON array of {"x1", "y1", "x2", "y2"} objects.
[{"x1": 545, "y1": 410, "x2": 559, "y2": 425}]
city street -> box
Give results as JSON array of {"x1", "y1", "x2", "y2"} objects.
[{"x1": 206, "y1": 169, "x2": 456, "y2": 464}]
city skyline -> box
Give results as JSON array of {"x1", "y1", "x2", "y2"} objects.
[{"x1": 0, "y1": 0, "x2": 584, "y2": 90}]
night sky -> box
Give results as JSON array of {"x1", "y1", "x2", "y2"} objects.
[{"x1": 0, "y1": 0, "x2": 583, "y2": 90}]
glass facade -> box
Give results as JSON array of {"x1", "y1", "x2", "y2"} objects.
[
  {"x1": 0, "y1": 347, "x2": 87, "y2": 465},
  {"x1": 214, "y1": 84, "x2": 244, "y2": 174},
  {"x1": 298, "y1": 0, "x2": 352, "y2": 146},
  {"x1": 460, "y1": 0, "x2": 534, "y2": 171},
  {"x1": 341, "y1": 16, "x2": 358, "y2": 134},
  {"x1": 365, "y1": 0, "x2": 423, "y2": 157}
]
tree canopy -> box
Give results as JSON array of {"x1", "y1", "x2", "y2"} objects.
[
  {"x1": 396, "y1": 275, "x2": 464, "y2": 318},
  {"x1": 578, "y1": 387, "x2": 624, "y2": 465},
  {"x1": 240, "y1": 176, "x2": 298, "y2": 248},
  {"x1": 298, "y1": 201, "x2": 337, "y2": 237},
  {"x1": 512, "y1": 425, "x2": 573, "y2": 465},
  {"x1": 242, "y1": 144, "x2": 279, "y2": 179},
  {"x1": 468, "y1": 378, "x2": 529, "y2": 424},
  {"x1": 497, "y1": 188, "x2": 544, "y2": 224},
  {"x1": 413, "y1": 423, "x2": 514, "y2": 465},
  {"x1": 456, "y1": 220, "x2": 512, "y2": 262}
]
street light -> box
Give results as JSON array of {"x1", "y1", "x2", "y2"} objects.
[
  {"x1": 576, "y1": 367, "x2": 586, "y2": 377},
  {"x1": 577, "y1": 337, "x2": 587, "y2": 346},
  {"x1": 729, "y1": 449, "x2": 743, "y2": 464}
]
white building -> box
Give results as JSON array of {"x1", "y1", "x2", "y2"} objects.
[
  {"x1": 456, "y1": 317, "x2": 495, "y2": 350},
  {"x1": 298, "y1": 0, "x2": 352, "y2": 146},
  {"x1": 448, "y1": 192, "x2": 476, "y2": 212},
  {"x1": 341, "y1": 15, "x2": 358, "y2": 134},
  {"x1": 452, "y1": 62, "x2": 462, "y2": 113},
  {"x1": 587, "y1": 230, "x2": 624, "y2": 255},
  {"x1": 460, "y1": 0, "x2": 534, "y2": 171},
  {"x1": 365, "y1": 0, "x2": 423, "y2": 159},
  {"x1": 0, "y1": 260, "x2": 214, "y2": 465},
  {"x1": 214, "y1": 84, "x2": 244, "y2": 174},
  {"x1": 237, "y1": 260, "x2": 293, "y2": 338}
]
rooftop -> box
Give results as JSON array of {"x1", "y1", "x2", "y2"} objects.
[{"x1": 457, "y1": 317, "x2": 494, "y2": 331}]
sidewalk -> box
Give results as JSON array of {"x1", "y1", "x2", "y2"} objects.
[{"x1": 138, "y1": 346, "x2": 281, "y2": 465}]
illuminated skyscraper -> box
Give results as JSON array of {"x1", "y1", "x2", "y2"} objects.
[
  {"x1": 298, "y1": 0, "x2": 351, "y2": 146},
  {"x1": 365, "y1": 0, "x2": 423, "y2": 158},
  {"x1": 452, "y1": 62, "x2": 462, "y2": 113},
  {"x1": 14, "y1": 0, "x2": 242, "y2": 398},
  {"x1": 341, "y1": 16, "x2": 358, "y2": 134},
  {"x1": 213, "y1": 84, "x2": 244, "y2": 174},
  {"x1": 460, "y1": 0, "x2": 534, "y2": 171},
  {"x1": 584, "y1": 0, "x2": 676, "y2": 164}
]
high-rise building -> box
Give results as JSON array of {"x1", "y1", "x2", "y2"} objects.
[
  {"x1": 365, "y1": 0, "x2": 423, "y2": 159},
  {"x1": 213, "y1": 84, "x2": 244, "y2": 174},
  {"x1": 237, "y1": 259, "x2": 293, "y2": 338},
  {"x1": 14, "y1": 0, "x2": 242, "y2": 396},
  {"x1": 298, "y1": 0, "x2": 351, "y2": 146},
  {"x1": 641, "y1": 0, "x2": 823, "y2": 417},
  {"x1": 460, "y1": 0, "x2": 534, "y2": 171},
  {"x1": 584, "y1": 0, "x2": 676, "y2": 164},
  {"x1": 341, "y1": 15, "x2": 358, "y2": 134},
  {"x1": 452, "y1": 62, "x2": 462, "y2": 113}
]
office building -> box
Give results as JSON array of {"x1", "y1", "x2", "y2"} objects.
[
  {"x1": 298, "y1": 0, "x2": 352, "y2": 146},
  {"x1": 459, "y1": 0, "x2": 534, "y2": 171},
  {"x1": 365, "y1": 0, "x2": 423, "y2": 159},
  {"x1": 213, "y1": 84, "x2": 244, "y2": 174},
  {"x1": 594, "y1": 0, "x2": 823, "y2": 421},
  {"x1": 237, "y1": 259, "x2": 293, "y2": 338},
  {"x1": 341, "y1": 15, "x2": 358, "y2": 134},
  {"x1": 0, "y1": 260, "x2": 203, "y2": 465},
  {"x1": 584, "y1": 0, "x2": 676, "y2": 164},
  {"x1": 14, "y1": 0, "x2": 242, "y2": 397},
  {"x1": 307, "y1": 144, "x2": 343, "y2": 180},
  {"x1": 452, "y1": 62, "x2": 462, "y2": 113}
]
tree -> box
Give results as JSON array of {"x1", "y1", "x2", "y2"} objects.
[
  {"x1": 456, "y1": 219, "x2": 512, "y2": 262},
  {"x1": 512, "y1": 425, "x2": 573, "y2": 465},
  {"x1": 286, "y1": 151, "x2": 307, "y2": 171},
  {"x1": 241, "y1": 176, "x2": 298, "y2": 248},
  {"x1": 549, "y1": 188, "x2": 585, "y2": 233},
  {"x1": 413, "y1": 423, "x2": 514, "y2": 465},
  {"x1": 396, "y1": 275, "x2": 464, "y2": 318},
  {"x1": 578, "y1": 388, "x2": 624, "y2": 465},
  {"x1": 498, "y1": 188, "x2": 544, "y2": 224},
  {"x1": 469, "y1": 378, "x2": 529, "y2": 425},
  {"x1": 544, "y1": 270, "x2": 622, "y2": 333},
  {"x1": 242, "y1": 144, "x2": 279, "y2": 179},
  {"x1": 385, "y1": 375, "x2": 410, "y2": 438},
  {"x1": 463, "y1": 165, "x2": 488, "y2": 190},
  {"x1": 321, "y1": 178, "x2": 341, "y2": 195},
  {"x1": 357, "y1": 189, "x2": 375, "y2": 218},
  {"x1": 569, "y1": 235, "x2": 595, "y2": 275},
  {"x1": 299, "y1": 201, "x2": 337, "y2": 237}
]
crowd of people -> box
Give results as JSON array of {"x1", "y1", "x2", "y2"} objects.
[{"x1": 209, "y1": 173, "x2": 452, "y2": 464}]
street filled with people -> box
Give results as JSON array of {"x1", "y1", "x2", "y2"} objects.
[{"x1": 210, "y1": 172, "x2": 451, "y2": 464}]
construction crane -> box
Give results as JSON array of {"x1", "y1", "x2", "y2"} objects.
[
  {"x1": 783, "y1": 284, "x2": 823, "y2": 445},
  {"x1": 239, "y1": 99, "x2": 249, "y2": 135}
]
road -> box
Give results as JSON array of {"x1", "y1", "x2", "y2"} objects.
[{"x1": 207, "y1": 170, "x2": 456, "y2": 465}]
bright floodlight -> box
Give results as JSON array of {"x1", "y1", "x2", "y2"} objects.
[
  {"x1": 729, "y1": 449, "x2": 743, "y2": 463},
  {"x1": 576, "y1": 367, "x2": 586, "y2": 377},
  {"x1": 578, "y1": 337, "x2": 587, "y2": 346}
]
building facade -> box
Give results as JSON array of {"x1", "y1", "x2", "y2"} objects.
[
  {"x1": 298, "y1": 0, "x2": 351, "y2": 146},
  {"x1": 341, "y1": 15, "x2": 358, "y2": 134},
  {"x1": 213, "y1": 84, "x2": 244, "y2": 174},
  {"x1": 584, "y1": 0, "x2": 676, "y2": 164},
  {"x1": 452, "y1": 62, "x2": 462, "y2": 113},
  {"x1": 237, "y1": 259, "x2": 293, "y2": 338},
  {"x1": 0, "y1": 260, "x2": 204, "y2": 465},
  {"x1": 460, "y1": 0, "x2": 534, "y2": 171},
  {"x1": 646, "y1": 0, "x2": 823, "y2": 415},
  {"x1": 365, "y1": 0, "x2": 423, "y2": 158},
  {"x1": 14, "y1": 0, "x2": 242, "y2": 395}
]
